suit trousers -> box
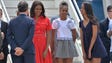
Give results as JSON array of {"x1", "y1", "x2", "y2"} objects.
[{"x1": 11, "y1": 53, "x2": 35, "y2": 63}]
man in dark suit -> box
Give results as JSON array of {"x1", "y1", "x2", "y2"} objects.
[
  {"x1": 100, "y1": 5, "x2": 112, "y2": 63},
  {"x1": 7, "y1": 1, "x2": 35, "y2": 63},
  {"x1": 0, "y1": 8, "x2": 8, "y2": 63}
]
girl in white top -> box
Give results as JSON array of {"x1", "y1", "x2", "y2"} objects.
[{"x1": 51, "y1": 1, "x2": 78, "y2": 63}]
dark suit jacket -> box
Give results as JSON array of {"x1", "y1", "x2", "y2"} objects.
[
  {"x1": 100, "y1": 18, "x2": 111, "y2": 54},
  {"x1": 1, "y1": 20, "x2": 8, "y2": 53},
  {"x1": 0, "y1": 20, "x2": 8, "y2": 63},
  {"x1": 100, "y1": 18, "x2": 111, "y2": 63},
  {"x1": 7, "y1": 14, "x2": 35, "y2": 55}
]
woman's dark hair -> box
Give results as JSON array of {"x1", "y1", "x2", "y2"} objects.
[
  {"x1": 30, "y1": 1, "x2": 45, "y2": 18},
  {"x1": 83, "y1": 2, "x2": 98, "y2": 25}
]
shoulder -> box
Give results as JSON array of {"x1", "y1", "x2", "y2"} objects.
[
  {"x1": 100, "y1": 18, "x2": 108, "y2": 24},
  {"x1": 9, "y1": 17, "x2": 18, "y2": 24},
  {"x1": 22, "y1": 16, "x2": 34, "y2": 25},
  {"x1": 39, "y1": 16, "x2": 50, "y2": 21},
  {"x1": 27, "y1": 17, "x2": 34, "y2": 25},
  {"x1": 67, "y1": 18, "x2": 75, "y2": 23},
  {"x1": 45, "y1": 17, "x2": 50, "y2": 20},
  {"x1": 52, "y1": 18, "x2": 60, "y2": 25},
  {"x1": 99, "y1": 18, "x2": 109, "y2": 27},
  {"x1": 42, "y1": 17, "x2": 51, "y2": 23},
  {"x1": 25, "y1": 16, "x2": 34, "y2": 21},
  {"x1": 66, "y1": 18, "x2": 76, "y2": 26},
  {"x1": 53, "y1": 17, "x2": 60, "y2": 21}
]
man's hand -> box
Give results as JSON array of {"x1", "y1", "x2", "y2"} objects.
[
  {"x1": 15, "y1": 47, "x2": 24, "y2": 56},
  {"x1": 107, "y1": 30, "x2": 112, "y2": 37},
  {"x1": 0, "y1": 52, "x2": 4, "y2": 60}
]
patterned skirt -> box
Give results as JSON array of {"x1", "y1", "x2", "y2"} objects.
[{"x1": 54, "y1": 40, "x2": 78, "y2": 58}]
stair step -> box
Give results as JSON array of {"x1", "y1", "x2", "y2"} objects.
[
  {"x1": 4, "y1": 0, "x2": 55, "y2": 1},
  {"x1": 4, "y1": 1, "x2": 55, "y2": 8},
  {"x1": 3, "y1": 0, "x2": 58, "y2": 19},
  {"x1": 7, "y1": 8, "x2": 58, "y2": 19}
]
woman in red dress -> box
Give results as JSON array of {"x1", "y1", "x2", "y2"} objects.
[{"x1": 30, "y1": 1, "x2": 52, "y2": 63}]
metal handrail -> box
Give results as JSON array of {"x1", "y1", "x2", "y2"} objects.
[
  {"x1": 0, "y1": 0, "x2": 12, "y2": 63},
  {"x1": 65, "y1": 0, "x2": 83, "y2": 63},
  {"x1": 72, "y1": 0, "x2": 83, "y2": 21},
  {"x1": 0, "y1": 0, "x2": 10, "y2": 22}
]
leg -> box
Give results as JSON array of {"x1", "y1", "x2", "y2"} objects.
[
  {"x1": 24, "y1": 53, "x2": 35, "y2": 63},
  {"x1": 84, "y1": 58, "x2": 91, "y2": 63},
  {"x1": 53, "y1": 57, "x2": 56, "y2": 63},
  {"x1": 64, "y1": 58, "x2": 73, "y2": 63},
  {"x1": 11, "y1": 55, "x2": 24, "y2": 63},
  {"x1": 91, "y1": 58, "x2": 101, "y2": 63},
  {"x1": 56, "y1": 58, "x2": 64, "y2": 63}
]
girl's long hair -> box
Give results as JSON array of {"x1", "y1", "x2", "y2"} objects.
[
  {"x1": 83, "y1": 2, "x2": 99, "y2": 31},
  {"x1": 83, "y1": 2, "x2": 98, "y2": 25}
]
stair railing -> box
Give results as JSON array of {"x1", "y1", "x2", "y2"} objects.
[
  {"x1": 0, "y1": 0, "x2": 10, "y2": 22},
  {"x1": 64, "y1": 0, "x2": 84, "y2": 63}
]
